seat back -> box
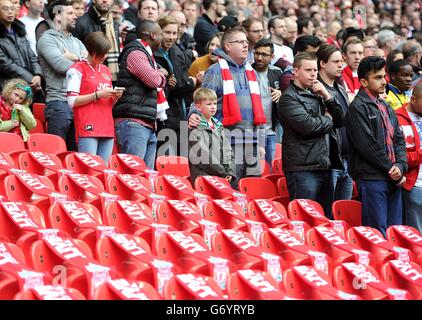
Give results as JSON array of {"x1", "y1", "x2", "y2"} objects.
[
  {"x1": 28, "y1": 119, "x2": 45, "y2": 134},
  {"x1": 332, "y1": 200, "x2": 362, "y2": 227},
  {"x1": 155, "y1": 175, "x2": 194, "y2": 201},
  {"x1": 108, "y1": 154, "x2": 147, "y2": 174},
  {"x1": 386, "y1": 225, "x2": 422, "y2": 255},
  {"x1": 247, "y1": 199, "x2": 289, "y2": 228},
  {"x1": 32, "y1": 103, "x2": 46, "y2": 124},
  {"x1": 156, "y1": 200, "x2": 201, "y2": 232},
  {"x1": 238, "y1": 177, "x2": 278, "y2": 200},
  {"x1": 380, "y1": 260, "x2": 422, "y2": 299},
  {"x1": 288, "y1": 199, "x2": 329, "y2": 227},
  {"x1": 203, "y1": 200, "x2": 246, "y2": 230},
  {"x1": 94, "y1": 279, "x2": 160, "y2": 300},
  {"x1": 4, "y1": 174, "x2": 55, "y2": 203},
  {"x1": 271, "y1": 158, "x2": 283, "y2": 174},
  {"x1": 0, "y1": 132, "x2": 25, "y2": 153},
  {"x1": 15, "y1": 286, "x2": 86, "y2": 300},
  {"x1": 155, "y1": 155, "x2": 190, "y2": 178},
  {"x1": 64, "y1": 152, "x2": 106, "y2": 176},
  {"x1": 194, "y1": 175, "x2": 233, "y2": 200},
  {"x1": 163, "y1": 275, "x2": 224, "y2": 300},
  {"x1": 26, "y1": 133, "x2": 67, "y2": 154},
  {"x1": 105, "y1": 174, "x2": 150, "y2": 201}
]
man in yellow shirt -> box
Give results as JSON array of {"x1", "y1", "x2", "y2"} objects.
[{"x1": 386, "y1": 59, "x2": 413, "y2": 110}]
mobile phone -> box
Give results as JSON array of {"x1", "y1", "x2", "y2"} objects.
[{"x1": 114, "y1": 87, "x2": 125, "y2": 91}]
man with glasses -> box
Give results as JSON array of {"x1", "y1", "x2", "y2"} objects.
[
  {"x1": 194, "y1": 0, "x2": 226, "y2": 56},
  {"x1": 252, "y1": 38, "x2": 282, "y2": 171},
  {"x1": 242, "y1": 17, "x2": 264, "y2": 64},
  {"x1": 189, "y1": 26, "x2": 267, "y2": 186}
]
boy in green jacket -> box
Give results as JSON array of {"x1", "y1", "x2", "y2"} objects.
[{"x1": 188, "y1": 88, "x2": 236, "y2": 186}]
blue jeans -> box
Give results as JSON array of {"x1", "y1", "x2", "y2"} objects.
[
  {"x1": 275, "y1": 122, "x2": 283, "y2": 144},
  {"x1": 358, "y1": 179, "x2": 402, "y2": 237},
  {"x1": 45, "y1": 100, "x2": 77, "y2": 151},
  {"x1": 115, "y1": 120, "x2": 157, "y2": 169},
  {"x1": 285, "y1": 171, "x2": 333, "y2": 219},
  {"x1": 78, "y1": 137, "x2": 114, "y2": 164},
  {"x1": 402, "y1": 186, "x2": 422, "y2": 234},
  {"x1": 332, "y1": 159, "x2": 353, "y2": 201},
  {"x1": 265, "y1": 134, "x2": 276, "y2": 172}
]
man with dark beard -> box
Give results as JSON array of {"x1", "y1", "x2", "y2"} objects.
[{"x1": 72, "y1": 0, "x2": 120, "y2": 81}]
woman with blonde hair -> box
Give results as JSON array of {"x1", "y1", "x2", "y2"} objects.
[{"x1": 0, "y1": 78, "x2": 36, "y2": 141}]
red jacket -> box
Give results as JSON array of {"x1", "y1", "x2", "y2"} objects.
[
  {"x1": 342, "y1": 65, "x2": 361, "y2": 96},
  {"x1": 396, "y1": 105, "x2": 422, "y2": 190}
]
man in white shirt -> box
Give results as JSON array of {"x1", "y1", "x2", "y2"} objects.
[
  {"x1": 268, "y1": 15, "x2": 293, "y2": 66},
  {"x1": 19, "y1": 0, "x2": 44, "y2": 55}
]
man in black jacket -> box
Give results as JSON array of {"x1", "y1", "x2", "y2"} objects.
[
  {"x1": 316, "y1": 43, "x2": 353, "y2": 202},
  {"x1": 0, "y1": 0, "x2": 42, "y2": 91},
  {"x1": 345, "y1": 56, "x2": 407, "y2": 236},
  {"x1": 277, "y1": 52, "x2": 344, "y2": 217},
  {"x1": 194, "y1": 0, "x2": 225, "y2": 56}
]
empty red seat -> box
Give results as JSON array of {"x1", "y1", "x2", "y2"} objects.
[
  {"x1": 283, "y1": 265, "x2": 360, "y2": 300},
  {"x1": 155, "y1": 155, "x2": 190, "y2": 179},
  {"x1": 238, "y1": 177, "x2": 282, "y2": 203},
  {"x1": 108, "y1": 153, "x2": 147, "y2": 174},
  {"x1": 194, "y1": 175, "x2": 234, "y2": 200},
  {"x1": 15, "y1": 286, "x2": 85, "y2": 300},
  {"x1": 380, "y1": 260, "x2": 422, "y2": 299},
  {"x1": 288, "y1": 199, "x2": 329, "y2": 227},
  {"x1": 26, "y1": 133, "x2": 68, "y2": 156},
  {"x1": 105, "y1": 173, "x2": 150, "y2": 204},
  {"x1": 332, "y1": 200, "x2": 362, "y2": 227},
  {"x1": 156, "y1": 200, "x2": 202, "y2": 233},
  {"x1": 247, "y1": 199, "x2": 290, "y2": 228},
  {"x1": 94, "y1": 279, "x2": 160, "y2": 300},
  {"x1": 386, "y1": 225, "x2": 422, "y2": 266},
  {"x1": 333, "y1": 262, "x2": 411, "y2": 300},
  {"x1": 203, "y1": 199, "x2": 247, "y2": 231},
  {"x1": 64, "y1": 152, "x2": 106, "y2": 184},
  {"x1": 227, "y1": 269, "x2": 285, "y2": 300},
  {"x1": 0, "y1": 132, "x2": 27, "y2": 165},
  {"x1": 163, "y1": 274, "x2": 225, "y2": 300}
]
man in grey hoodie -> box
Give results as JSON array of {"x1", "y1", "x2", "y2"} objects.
[{"x1": 37, "y1": 0, "x2": 87, "y2": 151}]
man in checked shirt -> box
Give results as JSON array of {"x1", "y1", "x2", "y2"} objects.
[{"x1": 113, "y1": 19, "x2": 167, "y2": 168}]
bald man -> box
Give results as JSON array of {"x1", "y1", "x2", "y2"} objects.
[{"x1": 396, "y1": 82, "x2": 422, "y2": 233}]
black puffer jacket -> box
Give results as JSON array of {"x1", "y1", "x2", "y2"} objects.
[
  {"x1": 154, "y1": 45, "x2": 195, "y2": 131},
  {"x1": 277, "y1": 82, "x2": 344, "y2": 172},
  {"x1": 0, "y1": 20, "x2": 42, "y2": 90}
]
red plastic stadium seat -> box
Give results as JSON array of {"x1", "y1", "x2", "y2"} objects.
[
  {"x1": 28, "y1": 119, "x2": 45, "y2": 134},
  {"x1": 32, "y1": 103, "x2": 46, "y2": 125},
  {"x1": 386, "y1": 225, "x2": 422, "y2": 266},
  {"x1": 14, "y1": 286, "x2": 86, "y2": 300},
  {"x1": 94, "y1": 279, "x2": 160, "y2": 300},
  {"x1": 26, "y1": 133, "x2": 67, "y2": 155},
  {"x1": 194, "y1": 175, "x2": 233, "y2": 200},
  {"x1": 64, "y1": 152, "x2": 106, "y2": 184},
  {"x1": 163, "y1": 274, "x2": 225, "y2": 300},
  {"x1": 333, "y1": 262, "x2": 411, "y2": 300},
  {"x1": 156, "y1": 200, "x2": 202, "y2": 233},
  {"x1": 0, "y1": 132, "x2": 27, "y2": 165},
  {"x1": 155, "y1": 155, "x2": 190, "y2": 179},
  {"x1": 332, "y1": 200, "x2": 362, "y2": 227},
  {"x1": 155, "y1": 175, "x2": 195, "y2": 202},
  {"x1": 238, "y1": 177, "x2": 282, "y2": 203},
  {"x1": 108, "y1": 153, "x2": 147, "y2": 174},
  {"x1": 380, "y1": 260, "x2": 422, "y2": 299},
  {"x1": 288, "y1": 199, "x2": 329, "y2": 227},
  {"x1": 275, "y1": 143, "x2": 282, "y2": 159}
]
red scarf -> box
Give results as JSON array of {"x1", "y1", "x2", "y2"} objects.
[
  {"x1": 218, "y1": 58, "x2": 266, "y2": 126},
  {"x1": 139, "y1": 40, "x2": 169, "y2": 121},
  {"x1": 0, "y1": 97, "x2": 21, "y2": 136},
  {"x1": 342, "y1": 65, "x2": 361, "y2": 95},
  {"x1": 365, "y1": 88, "x2": 396, "y2": 163}
]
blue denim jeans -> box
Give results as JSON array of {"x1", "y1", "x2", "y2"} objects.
[
  {"x1": 265, "y1": 133, "x2": 276, "y2": 172},
  {"x1": 78, "y1": 137, "x2": 114, "y2": 164},
  {"x1": 332, "y1": 159, "x2": 353, "y2": 201},
  {"x1": 402, "y1": 186, "x2": 422, "y2": 234},
  {"x1": 45, "y1": 100, "x2": 77, "y2": 151},
  {"x1": 115, "y1": 120, "x2": 157, "y2": 169},
  {"x1": 285, "y1": 170, "x2": 334, "y2": 219},
  {"x1": 358, "y1": 179, "x2": 402, "y2": 237}
]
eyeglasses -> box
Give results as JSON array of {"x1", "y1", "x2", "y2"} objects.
[
  {"x1": 0, "y1": 6, "x2": 15, "y2": 12},
  {"x1": 216, "y1": 2, "x2": 226, "y2": 5},
  {"x1": 228, "y1": 39, "x2": 249, "y2": 45},
  {"x1": 248, "y1": 29, "x2": 264, "y2": 34},
  {"x1": 254, "y1": 51, "x2": 272, "y2": 58}
]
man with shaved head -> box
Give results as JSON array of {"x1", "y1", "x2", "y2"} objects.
[{"x1": 396, "y1": 82, "x2": 422, "y2": 233}]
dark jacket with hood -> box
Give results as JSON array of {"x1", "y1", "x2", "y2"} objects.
[{"x1": 0, "y1": 19, "x2": 42, "y2": 90}]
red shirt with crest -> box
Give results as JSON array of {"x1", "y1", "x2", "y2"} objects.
[{"x1": 66, "y1": 61, "x2": 114, "y2": 142}]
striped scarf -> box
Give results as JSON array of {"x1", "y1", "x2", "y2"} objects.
[
  {"x1": 218, "y1": 57, "x2": 266, "y2": 126},
  {"x1": 94, "y1": 6, "x2": 119, "y2": 82},
  {"x1": 140, "y1": 40, "x2": 169, "y2": 121},
  {"x1": 365, "y1": 88, "x2": 396, "y2": 163}
]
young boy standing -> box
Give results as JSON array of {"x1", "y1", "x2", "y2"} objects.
[{"x1": 188, "y1": 88, "x2": 236, "y2": 185}]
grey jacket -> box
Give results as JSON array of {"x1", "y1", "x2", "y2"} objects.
[
  {"x1": 189, "y1": 117, "x2": 236, "y2": 183},
  {"x1": 37, "y1": 29, "x2": 86, "y2": 103},
  {"x1": 0, "y1": 20, "x2": 42, "y2": 91}
]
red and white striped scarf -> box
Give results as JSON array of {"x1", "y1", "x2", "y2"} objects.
[
  {"x1": 140, "y1": 40, "x2": 169, "y2": 121},
  {"x1": 218, "y1": 57, "x2": 266, "y2": 126}
]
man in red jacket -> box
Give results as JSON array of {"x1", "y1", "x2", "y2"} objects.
[{"x1": 396, "y1": 82, "x2": 422, "y2": 233}]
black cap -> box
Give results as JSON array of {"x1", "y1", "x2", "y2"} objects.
[{"x1": 217, "y1": 15, "x2": 239, "y2": 32}]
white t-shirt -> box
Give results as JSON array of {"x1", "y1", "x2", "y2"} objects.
[
  {"x1": 19, "y1": 15, "x2": 44, "y2": 56},
  {"x1": 272, "y1": 43, "x2": 294, "y2": 65},
  {"x1": 408, "y1": 111, "x2": 422, "y2": 187}
]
